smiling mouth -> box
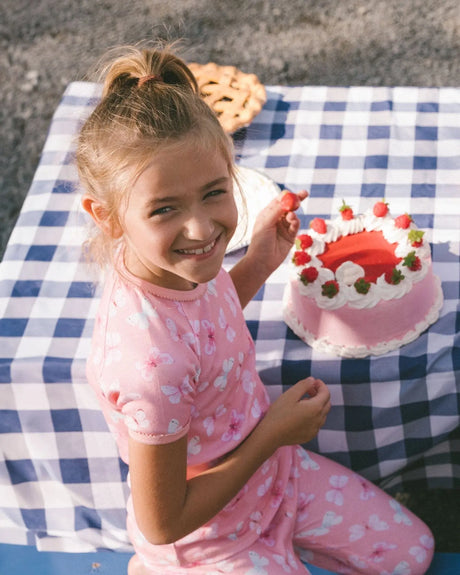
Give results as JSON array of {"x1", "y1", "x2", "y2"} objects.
[{"x1": 176, "y1": 237, "x2": 218, "y2": 256}]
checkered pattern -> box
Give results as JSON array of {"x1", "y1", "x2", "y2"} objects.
[{"x1": 0, "y1": 82, "x2": 459, "y2": 552}]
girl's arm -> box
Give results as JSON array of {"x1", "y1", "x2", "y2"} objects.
[
  {"x1": 229, "y1": 190, "x2": 308, "y2": 308},
  {"x1": 129, "y1": 376, "x2": 330, "y2": 545}
]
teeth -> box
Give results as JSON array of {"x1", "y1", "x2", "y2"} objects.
[{"x1": 179, "y1": 240, "x2": 216, "y2": 255}]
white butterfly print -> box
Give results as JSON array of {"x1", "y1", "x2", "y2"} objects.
[
  {"x1": 249, "y1": 511, "x2": 263, "y2": 535},
  {"x1": 105, "y1": 331, "x2": 122, "y2": 365},
  {"x1": 297, "y1": 448, "x2": 320, "y2": 471},
  {"x1": 381, "y1": 560, "x2": 411, "y2": 575},
  {"x1": 241, "y1": 370, "x2": 257, "y2": 395},
  {"x1": 251, "y1": 397, "x2": 263, "y2": 419},
  {"x1": 297, "y1": 510, "x2": 343, "y2": 537},
  {"x1": 325, "y1": 475, "x2": 348, "y2": 506},
  {"x1": 166, "y1": 317, "x2": 197, "y2": 348},
  {"x1": 135, "y1": 347, "x2": 173, "y2": 381},
  {"x1": 389, "y1": 499, "x2": 413, "y2": 526},
  {"x1": 272, "y1": 551, "x2": 299, "y2": 573},
  {"x1": 297, "y1": 492, "x2": 315, "y2": 522},
  {"x1": 355, "y1": 475, "x2": 376, "y2": 501},
  {"x1": 246, "y1": 550, "x2": 270, "y2": 575},
  {"x1": 221, "y1": 408, "x2": 245, "y2": 442},
  {"x1": 187, "y1": 435, "x2": 201, "y2": 456},
  {"x1": 257, "y1": 476, "x2": 273, "y2": 497},
  {"x1": 161, "y1": 374, "x2": 194, "y2": 404},
  {"x1": 206, "y1": 279, "x2": 218, "y2": 299},
  {"x1": 127, "y1": 295, "x2": 158, "y2": 329},
  {"x1": 167, "y1": 418, "x2": 181, "y2": 434},
  {"x1": 224, "y1": 288, "x2": 238, "y2": 317},
  {"x1": 214, "y1": 357, "x2": 234, "y2": 391},
  {"x1": 197, "y1": 380, "x2": 209, "y2": 393},
  {"x1": 125, "y1": 408, "x2": 150, "y2": 431},
  {"x1": 349, "y1": 513, "x2": 389, "y2": 542},
  {"x1": 227, "y1": 520, "x2": 244, "y2": 541},
  {"x1": 202, "y1": 320, "x2": 217, "y2": 355},
  {"x1": 203, "y1": 404, "x2": 227, "y2": 436},
  {"x1": 218, "y1": 307, "x2": 236, "y2": 342},
  {"x1": 409, "y1": 534, "x2": 434, "y2": 563}
]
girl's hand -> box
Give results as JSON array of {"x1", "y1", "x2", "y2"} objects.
[
  {"x1": 261, "y1": 377, "x2": 331, "y2": 447},
  {"x1": 246, "y1": 189, "x2": 309, "y2": 277}
]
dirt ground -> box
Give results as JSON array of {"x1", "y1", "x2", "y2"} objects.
[{"x1": 1, "y1": 0, "x2": 459, "y2": 553}]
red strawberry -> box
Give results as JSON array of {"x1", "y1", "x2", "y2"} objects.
[
  {"x1": 403, "y1": 251, "x2": 422, "y2": 271},
  {"x1": 310, "y1": 218, "x2": 327, "y2": 234},
  {"x1": 292, "y1": 251, "x2": 311, "y2": 266},
  {"x1": 280, "y1": 191, "x2": 301, "y2": 212},
  {"x1": 373, "y1": 200, "x2": 389, "y2": 217},
  {"x1": 296, "y1": 234, "x2": 313, "y2": 250},
  {"x1": 395, "y1": 213, "x2": 413, "y2": 229},
  {"x1": 408, "y1": 229, "x2": 425, "y2": 247},
  {"x1": 321, "y1": 280, "x2": 339, "y2": 298},
  {"x1": 339, "y1": 200, "x2": 354, "y2": 220},
  {"x1": 300, "y1": 267, "x2": 319, "y2": 285},
  {"x1": 385, "y1": 268, "x2": 405, "y2": 285}
]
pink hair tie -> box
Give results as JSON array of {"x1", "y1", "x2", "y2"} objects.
[{"x1": 138, "y1": 74, "x2": 162, "y2": 87}]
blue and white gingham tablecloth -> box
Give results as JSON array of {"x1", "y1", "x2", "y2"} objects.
[{"x1": 0, "y1": 82, "x2": 459, "y2": 552}]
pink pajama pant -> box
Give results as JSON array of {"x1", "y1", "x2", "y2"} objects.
[{"x1": 128, "y1": 446, "x2": 434, "y2": 574}]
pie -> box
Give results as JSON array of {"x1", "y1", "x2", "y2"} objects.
[{"x1": 188, "y1": 62, "x2": 266, "y2": 133}]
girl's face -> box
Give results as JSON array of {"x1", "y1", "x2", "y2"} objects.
[{"x1": 120, "y1": 140, "x2": 238, "y2": 290}]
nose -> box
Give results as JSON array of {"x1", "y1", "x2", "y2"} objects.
[{"x1": 182, "y1": 209, "x2": 215, "y2": 240}]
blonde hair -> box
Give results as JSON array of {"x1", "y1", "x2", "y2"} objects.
[{"x1": 76, "y1": 43, "x2": 236, "y2": 266}]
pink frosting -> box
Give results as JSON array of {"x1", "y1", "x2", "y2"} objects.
[{"x1": 284, "y1": 268, "x2": 441, "y2": 355}]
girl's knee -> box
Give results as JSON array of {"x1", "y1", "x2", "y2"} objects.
[{"x1": 128, "y1": 554, "x2": 151, "y2": 575}]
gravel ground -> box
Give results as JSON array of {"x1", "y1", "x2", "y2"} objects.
[{"x1": 1, "y1": 0, "x2": 459, "y2": 553}]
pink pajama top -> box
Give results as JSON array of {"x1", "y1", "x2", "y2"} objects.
[{"x1": 86, "y1": 259, "x2": 293, "y2": 565}]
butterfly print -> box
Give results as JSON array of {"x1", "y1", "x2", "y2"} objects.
[
  {"x1": 218, "y1": 307, "x2": 236, "y2": 342},
  {"x1": 214, "y1": 357, "x2": 234, "y2": 391},
  {"x1": 166, "y1": 317, "x2": 197, "y2": 349},
  {"x1": 224, "y1": 288, "x2": 238, "y2": 317},
  {"x1": 203, "y1": 404, "x2": 227, "y2": 436},
  {"x1": 247, "y1": 551, "x2": 269, "y2": 575},
  {"x1": 136, "y1": 347, "x2": 173, "y2": 381},
  {"x1": 201, "y1": 320, "x2": 217, "y2": 355},
  {"x1": 127, "y1": 295, "x2": 158, "y2": 329},
  {"x1": 389, "y1": 499, "x2": 413, "y2": 526},
  {"x1": 221, "y1": 409, "x2": 245, "y2": 442},
  {"x1": 297, "y1": 510, "x2": 343, "y2": 537},
  {"x1": 325, "y1": 475, "x2": 348, "y2": 506},
  {"x1": 409, "y1": 534, "x2": 434, "y2": 563},
  {"x1": 349, "y1": 514, "x2": 389, "y2": 542},
  {"x1": 161, "y1": 374, "x2": 194, "y2": 404}
]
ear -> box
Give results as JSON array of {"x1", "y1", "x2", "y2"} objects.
[{"x1": 81, "y1": 195, "x2": 123, "y2": 239}]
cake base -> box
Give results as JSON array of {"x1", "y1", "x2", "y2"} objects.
[{"x1": 283, "y1": 270, "x2": 443, "y2": 358}]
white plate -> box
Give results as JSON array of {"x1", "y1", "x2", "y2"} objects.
[{"x1": 227, "y1": 166, "x2": 281, "y2": 253}]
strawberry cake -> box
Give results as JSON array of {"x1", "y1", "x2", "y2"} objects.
[{"x1": 283, "y1": 201, "x2": 444, "y2": 358}]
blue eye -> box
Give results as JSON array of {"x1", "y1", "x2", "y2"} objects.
[
  {"x1": 151, "y1": 206, "x2": 173, "y2": 216},
  {"x1": 206, "y1": 189, "x2": 226, "y2": 199}
]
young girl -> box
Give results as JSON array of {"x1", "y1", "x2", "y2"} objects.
[{"x1": 77, "y1": 44, "x2": 434, "y2": 575}]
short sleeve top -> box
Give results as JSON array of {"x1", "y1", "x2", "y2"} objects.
[{"x1": 86, "y1": 260, "x2": 271, "y2": 468}]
